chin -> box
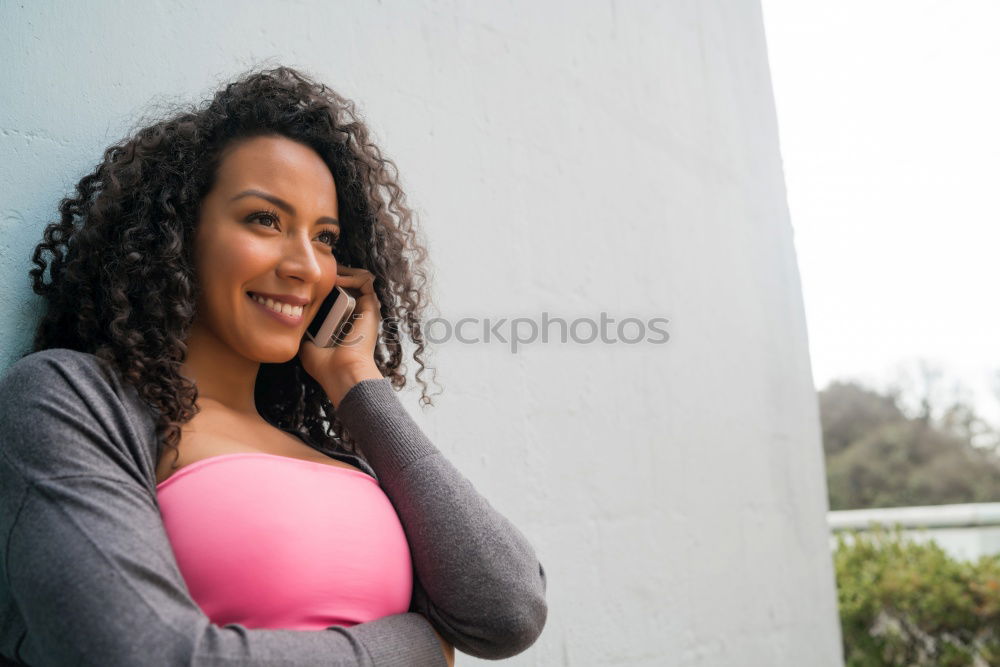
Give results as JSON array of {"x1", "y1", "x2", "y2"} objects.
[{"x1": 250, "y1": 342, "x2": 301, "y2": 365}]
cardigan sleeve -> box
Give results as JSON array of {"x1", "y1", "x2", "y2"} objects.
[
  {"x1": 0, "y1": 349, "x2": 447, "y2": 667},
  {"x1": 334, "y1": 378, "x2": 548, "y2": 660}
]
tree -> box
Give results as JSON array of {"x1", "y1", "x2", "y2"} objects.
[{"x1": 819, "y1": 366, "x2": 1000, "y2": 510}]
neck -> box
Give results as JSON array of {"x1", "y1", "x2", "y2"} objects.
[{"x1": 180, "y1": 320, "x2": 261, "y2": 418}]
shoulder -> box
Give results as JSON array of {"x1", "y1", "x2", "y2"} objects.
[
  {"x1": 0, "y1": 348, "x2": 127, "y2": 416},
  {"x1": 2, "y1": 347, "x2": 114, "y2": 389},
  {"x1": 0, "y1": 348, "x2": 158, "y2": 485},
  {"x1": 1, "y1": 348, "x2": 155, "y2": 427}
]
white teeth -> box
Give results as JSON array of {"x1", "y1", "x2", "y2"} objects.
[{"x1": 250, "y1": 293, "x2": 304, "y2": 317}]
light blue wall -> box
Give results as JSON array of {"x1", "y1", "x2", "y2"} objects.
[{"x1": 1, "y1": 1, "x2": 842, "y2": 665}]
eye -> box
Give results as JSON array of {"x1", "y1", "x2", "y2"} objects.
[
  {"x1": 247, "y1": 208, "x2": 280, "y2": 228},
  {"x1": 317, "y1": 230, "x2": 341, "y2": 248},
  {"x1": 247, "y1": 209, "x2": 341, "y2": 249}
]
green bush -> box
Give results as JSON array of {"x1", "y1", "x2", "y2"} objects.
[{"x1": 834, "y1": 523, "x2": 1000, "y2": 666}]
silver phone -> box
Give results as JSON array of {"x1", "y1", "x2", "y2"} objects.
[{"x1": 305, "y1": 285, "x2": 360, "y2": 348}]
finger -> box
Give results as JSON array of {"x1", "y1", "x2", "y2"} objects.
[
  {"x1": 335, "y1": 274, "x2": 376, "y2": 294},
  {"x1": 334, "y1": 269, "x2": 373, "y2": 282},
  {"x1": 336, "y1": 265, "x2": 371, "y2": 276},
  {"x1": 336, "y1": 283, "x2": 375, "y2": 301},
  {"x1": 335, "y1": 273, "x2": 373, "y2": 283}
]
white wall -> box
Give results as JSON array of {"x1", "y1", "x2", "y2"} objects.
[{"x1": 0, "y1": 1, "x2": 843, "y2": 665}]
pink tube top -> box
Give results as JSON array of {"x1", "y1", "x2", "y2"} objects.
[{"x1": 155, "y1": 452, "x2": 413, "y2": 631}]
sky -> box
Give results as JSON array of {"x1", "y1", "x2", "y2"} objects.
[{"x1": 759, "y1": 0, "x2": 1000, "y2": 425}]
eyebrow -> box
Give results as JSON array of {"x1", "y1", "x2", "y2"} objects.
[{"x1": 230, "y1": 189, "x2": 340, "y2": 228}]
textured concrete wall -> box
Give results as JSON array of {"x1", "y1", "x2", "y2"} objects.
[{"x1": 0, "y1": 1, "x2": 843, "y2": 665}]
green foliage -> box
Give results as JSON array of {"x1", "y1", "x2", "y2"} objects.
[{"x1": 834, "y1": 524, "x2": 1000, "y2": 666}]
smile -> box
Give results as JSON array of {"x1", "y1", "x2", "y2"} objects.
[{"x1": 247, "y1": 292, "x2": 305, "y2": 326}]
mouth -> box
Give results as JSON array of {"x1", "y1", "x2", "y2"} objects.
[{"x1": 246, "y1": 291, "x2": 306, "y2": 326}]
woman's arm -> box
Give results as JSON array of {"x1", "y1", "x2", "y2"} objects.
[
  {"x1": 327, "y1": 368, "x2": 549, "y2": 661},
  {"x1": 0, "y1": 349, "x2": 449, "y2": 667}
]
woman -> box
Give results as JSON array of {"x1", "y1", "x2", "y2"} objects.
[{"x1": 0, "y1": 66, "x2": 547, "y2": 666}]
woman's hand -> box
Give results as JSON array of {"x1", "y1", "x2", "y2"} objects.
[
  {"x1": 298, "y1": 265, "x2": 384, "y2": 403},
  {"x1": 430, "y1": 626, "x2": 456, "y2": 667}
]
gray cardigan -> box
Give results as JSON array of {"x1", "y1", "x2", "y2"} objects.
[{"x1": 0, "y1": 348, "x2": 547, "y2": 666}]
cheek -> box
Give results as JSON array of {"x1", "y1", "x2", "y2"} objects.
[
  {"x1": 195, "y1": 231, "x2": 274, "y2": 308},
  {"x1": 204, "y1": 235, "x2": 271, "y2": 279}
]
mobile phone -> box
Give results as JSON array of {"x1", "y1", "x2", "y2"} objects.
[{"x1": 305, "y1": 285, "x2": 361, "y2": 348}]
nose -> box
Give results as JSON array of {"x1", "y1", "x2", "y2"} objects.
[{"x1": 275, "y1": 233, "x2": 325, "y2": 285}]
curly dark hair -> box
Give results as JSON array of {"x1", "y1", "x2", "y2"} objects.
[{"x1": 25, "y1": 65, "x2": 441, "y2": 471}]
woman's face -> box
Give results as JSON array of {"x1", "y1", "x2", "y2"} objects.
[{"x1": 192, "y1": 134, "x2": 341, "y2": 363}]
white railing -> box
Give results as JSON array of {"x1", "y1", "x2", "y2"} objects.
[{"x1": 828, "y1": 502, "x2": 1000, "y2": 562}]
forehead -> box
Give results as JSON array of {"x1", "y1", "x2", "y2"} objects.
[{"x1": 214, "y1": 135, "x2": 337, "y2": 206}]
